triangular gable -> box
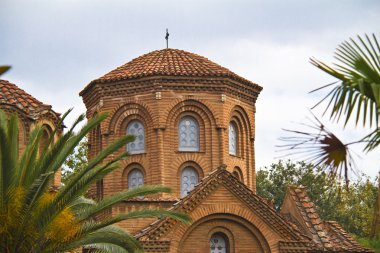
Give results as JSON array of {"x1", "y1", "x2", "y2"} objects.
[
  {"x1": 136, "y1": 165, "x2": 309, "y2": 243},
  {"x1": 280, "y1": 186, "x2": 373, "y2": 253}
]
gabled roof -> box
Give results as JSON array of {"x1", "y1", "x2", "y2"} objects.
[
  {"x1": 136, "y1": 166, "x2": 309, "y2": 243},
  {"x1": 0, "y1": 79, "x2": 56, "y2": 117},
  {"x1": 80, "y1": 48, "x2": 262, "y2": 95},
  {"x1": 281, "y1": 186, "x2": 373, "y2": 252},
  {"x1": 135, "y1": 168, "x2": 372, "y2": 252}
]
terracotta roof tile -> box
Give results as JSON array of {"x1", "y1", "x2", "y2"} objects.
[
  {"x1": 325, "y1": 221, "x2": 373, "y2": 252},
  {"x1": 0, "y1": 79, "x2": 51, "y2": 114},
  {"x1": 80, "y1": 48, "x2": 261, "y2": 95},
  {"x1": 285, "y1": 186, "x2": 373, "y2": 252}
]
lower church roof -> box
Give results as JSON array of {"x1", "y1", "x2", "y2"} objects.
[{"x1": 135, "y1": 165, "x2": 373, "y2": 253}]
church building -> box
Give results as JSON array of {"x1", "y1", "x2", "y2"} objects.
[
  {"x1": 0, "y1": 79, "x2": 62, "y2": 186},
  {"x1": 78, "y1": 48, "x2": 371, "y2": 253}
]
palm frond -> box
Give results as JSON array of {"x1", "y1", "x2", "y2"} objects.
[
  {"x1": 77, "y1": 185, "x2": 171, "y2": 221},
  {"x1": 58, "y1": 226, "x2": 143, "y2": 253},
  {"x1": 363, "y1": 128, "x2": 380, "y2": 152},
  {"x1": 310, "y1": 34, "x2": 380, "y2": 130},
  {"x1": 79, "y1": 209, "x2": 190, "y2": 235},
  {"x1": 278, "y1": 113, "x2": 357, "y2": 187},
  {"x1": 0, "y1": 109, "x2": 189, "y2": 253}
]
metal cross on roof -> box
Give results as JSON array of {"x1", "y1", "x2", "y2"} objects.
[{"x1": 165, "y1": 28, "x2": 169, "y2": 48}]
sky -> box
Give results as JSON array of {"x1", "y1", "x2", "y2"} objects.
[{"x1": 1, "y1": 0, "x2": 380, "y2": 179}]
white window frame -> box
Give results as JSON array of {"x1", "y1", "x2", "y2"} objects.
[
  {"x1": 229, "y1": 122, "x2": 237, "y2": 156},
  {"x1": 178, "y1": 116, "x2": 199, "y2": 152},
  {"x1": 126, "y1": 120, "x2": 145, "y2": 154},
  {"x1": 180, "y1": 166, "x2": 199, "y2": 197},
  {"x1": 128, "y1": 168, "x2": 144, "y2": 189}
]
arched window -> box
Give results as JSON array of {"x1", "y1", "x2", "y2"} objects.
[
  {"x1": 39, "y1": 126, "x2": 51, "y2": 156},
  {"x1": 210, "y1": 233, "x2": 229, "y2": 253},
  {"x1": 229, "y1": 122, "x2": 237, "y2": 155},
  {"x1": 232, "y1": 167, "x2": 243, "y2": 182},
  {"x1": 232, "y1": 171, "x2": 240, "y2": 181},
  {"x1": 126, "y1": 120, "x2": 145, "y2": 154},
  {"x1": 178, "y1": 116, "x2": 199, "y2": 151},
  {"x1": 128, "y1": 168, "x2": 144, "y2": 189},
  {"x1": 180, "y1": 167, "x2": 199, "y2": 197}
]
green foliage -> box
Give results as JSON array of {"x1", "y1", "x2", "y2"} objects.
[
  {"x1": 0, "y1": 109, "x2": 190, "y2": 253},
  {"x1": 257, "y1": 160, "x2": 377, "y2": 238},
  {"x1": 62, "y1": 137, "x2": 88, "y2": 184},
  {"x1": 356, "y1": 236, "x2": 380, "y2": 253}
]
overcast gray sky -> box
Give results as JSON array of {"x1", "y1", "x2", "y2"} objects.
[{"x1": 1, "y1": 0, "x2": 380, "y2": 178}]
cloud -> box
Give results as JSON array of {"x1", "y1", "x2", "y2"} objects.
[{"x1": 1, "y1": 0, "x2": 379, "y2": 178}]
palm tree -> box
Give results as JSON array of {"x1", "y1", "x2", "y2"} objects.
[
  {"x1": 279, "y1": 34, "x2": 380, "y2": 236},
  {"x1": 0, "y1": 110, "x2": 190, "y2": 253}
]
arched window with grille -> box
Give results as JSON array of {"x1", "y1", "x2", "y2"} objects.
[
  {"x1": 180, "y1": 167, "x2": 199, "y2": 197},
  {"x1": 210, "y1": 233, "x2": 229, "y2": 253},
  {"x1": 229, "y1": 122, "x2": 237, "y2": 155},
  {"x1": 178, "y1": 116, "x2": 199, "y2": 151},
  {"x1": 128, "y1": 168, "x2": 144, "y2": 189},
  {"x1": 126, "y1": 120, "x2": 145, "y2": 154}
]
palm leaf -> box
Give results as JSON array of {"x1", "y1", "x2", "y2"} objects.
[
  {"x1": 278, "y1": 113, "x2": 357, "y2": 187},
  {"x1": 310, "y1": 34, "x2": 380, "y2": 135},
  {"x1": 0, "y1": 109, "x2": 189, "y2": 253}
]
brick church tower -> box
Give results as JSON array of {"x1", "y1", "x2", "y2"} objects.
[{"x1": 80, "y1": 49, "x2": 371, "y2": 253}]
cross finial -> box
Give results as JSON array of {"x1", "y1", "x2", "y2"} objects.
[{"x1": 165, "y1": 28, "x2": 169, "y2": 49}]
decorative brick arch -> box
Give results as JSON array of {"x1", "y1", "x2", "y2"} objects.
[
  {"x1": 122, "y1": 162, "x2": 146, "y2": 190},
  {"x1": 177, "y1": 213, "x2": 271, "y2": 253},
  {"x1": 227, "y1": 105, "x2": 253, "y2": 186},
  {"x1": 227, "y1": 105, "x2": 253, "y2": 138},
  {"x1": 164, "y1": 99, "x2": 217, "y2": 129},
  {"x1": 177, "y1": 160, "x2": 205, "y2": 179},
  {"x1": 170, "y1": 156, "x2": 208, "y2": 196},
  {"x1": 164, "y1": 100, "x2": 217, "y2": 157},
  {"x1": 107, "y1": 102, "x2": 155, "y2": 134},
  {"x1": 232, "y1": 166, "x2": 244, "y2": 183}
]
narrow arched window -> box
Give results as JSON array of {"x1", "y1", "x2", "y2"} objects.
[
  {"x1": 128, "y1": 168, "x2": 144, "y2": 189},
  {"x1": 39, "y1": 127, "x2": 50, "y2": 155},
  {"x1": 178, "y1": 116, "x2": 199, "y2": 151},
  {"x1": 232, "y1": 167, "x2": 243, "y2": 182},
  {"x1": 210, "y1": 233, "x2": 229, "y2": 253},
  {"x1": 229, "y1": 122, "x2": 237, "y2": 155},
  {"x1": 126, "y1": 120, "x2": 145, "y2": 154},
  {"x1": 181, "y1": 167, "x2": 199, "y2": 197}
]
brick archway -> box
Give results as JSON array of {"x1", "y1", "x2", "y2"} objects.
[{"x1": 177, "y1": 213, "x2": 271, "y2": 253}]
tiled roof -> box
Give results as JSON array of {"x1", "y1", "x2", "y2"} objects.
[
  {"x1": 0, "y1": 79, "x2": 51, "y2": 114},
  {"x1": 285, "y1": 186, "x2": 373, "y2": 252},
  {"x1": 136, "y1": 166, "x2": 309, "y2": 242},
  {"x1": 287, "y1": 186, "x2": 330, "y2": 247},
  {"x1": 135, "y1": 168, "x2": 371, "y2": 252},
  {"x1": 80, "y1": 48, "x2": 261, "y2": 95},
  {"x1": 325, "y1": 221, "x2": 372, "y2": 252}
]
